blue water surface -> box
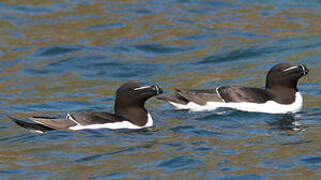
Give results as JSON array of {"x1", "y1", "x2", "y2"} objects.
[{"x1": 0, "y1": 0, "x2": 320, "y2": 179}]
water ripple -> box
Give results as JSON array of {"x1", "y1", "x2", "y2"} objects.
[
  {"x1": 1, "y1": 0, "x2": 321, "y2": 179},
  {"x1": 198, "y1": 39, "x2": 321, "y2": 65},
  {"x1": 301, "y1": 156, "x2": 321, "y2": 165},
  {"x1": 37, "y1": 46, "x2": 80, "y2": 57},
  {"x1": 74, "y1": 148, "x2": 134, "y2": 163},
  {"x1": 133, "y1": 44, "x2": 189, "y2": 54},
  {"x1": 157, "y1": 155, "x2": 202, "y2": 171}
]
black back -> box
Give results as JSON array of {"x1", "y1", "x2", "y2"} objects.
[
  {"x1": 218, "y1": 86, "x2": 272, "y2": 103},
  {"x1": 69, "y1": 112, "x2": 123, "y2": 125}
]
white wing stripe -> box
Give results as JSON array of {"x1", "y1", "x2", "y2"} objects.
[
  {"x1": 134, "y1": 86, "x2": 151, "y2": 91},
  {"x1": 283, "y1": 66, "x2": 298, "y2": 72}
]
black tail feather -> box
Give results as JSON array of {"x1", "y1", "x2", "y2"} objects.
[{"x1": 8, "y1": 116, "x2": 54, "y2": 132}]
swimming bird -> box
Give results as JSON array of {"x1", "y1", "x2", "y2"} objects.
[
  {"x1": 158, "y1": 63, "x2": 309, "y2": 114},
  {"x1": 10, "y1": 81, "x2": 163, "y2": 132}
]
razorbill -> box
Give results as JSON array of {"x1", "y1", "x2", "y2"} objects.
[
  {"x1": 10, "y1": 81, "x2": 163, "y2": 132},
  {"x1": 158, "y1": 63, "x2": 309, "y2": 114}
]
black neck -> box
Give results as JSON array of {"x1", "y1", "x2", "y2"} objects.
[
  {"x1": 265, "y1": 85, "x2": 297, "y2": 104},
  {"x1": 114, "y1": 103, "x2": 148, "y2": 126},
  {"x1": 265, "y1": 76, "x2": 299, "y2": 92}
]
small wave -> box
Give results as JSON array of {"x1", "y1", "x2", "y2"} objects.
[
  {"x1": 198, "y1": 39, "x2": 321, "y2": 65},
  {"x1": 74, "y1": 148, "x2": 134, "y2": 163},
  {"x1": 133, "y1": 44, "x2": 188, "y2": 54},
  {"x1": 301, "y1": 156, "x2": 321, "y2": 165},
  {"x1": 157, "y1": 155, "x2": 202, "y2": 171},
  {"x1": 37, "y1": 46, "x2": 80, "y2": 57}
]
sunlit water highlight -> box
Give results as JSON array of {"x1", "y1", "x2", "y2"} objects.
[{"x1": 0, "y1": 0, "x2": 321, "y2": 179}]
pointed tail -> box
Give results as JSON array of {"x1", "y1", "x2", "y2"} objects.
[{"x1": 8, "y1": 116, "x2": 54, "y2": 132}]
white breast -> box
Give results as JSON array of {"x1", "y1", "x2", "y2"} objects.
[
  {"x1": 68, "y1": 113, "x2": 153, "y2": 130},
  {"x1": 169, "y1": 92, "x2": 303, "y2": 114}
]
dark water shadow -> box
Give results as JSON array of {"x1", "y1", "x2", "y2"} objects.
[
  {"x1": 36, "y1": 46, "x2": 80, "y2": 57},
  {"x1": 300, "y1": 156, "x2": 321, "y2": 165},
  {"x1": 197, "y1": 40, "x2": 321, "y2": 65},
  {"x1": 74, "y1": 147, "x2": 134, "y2": 163},
  {"x1": 157, "y1": 155, "x2": 202, "y2": 172},
  {"x1": 163, "y1": 107, "x2": 307, "y2": 135},
  {"x1": 266, "y1": 114, "x2": 304, "y2": 132},
  {"x1": 199, "y1": 109, "x2": 306, "y2": 133}
]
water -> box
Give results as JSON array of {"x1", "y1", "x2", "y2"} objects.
[{"x1": 1, "y1": 0, "x2": 320, "y2": 179}]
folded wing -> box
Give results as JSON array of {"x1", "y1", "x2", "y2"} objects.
[
  {"x1": 174, "y1": 88, "x2": 224, "y2": 105},
  {"x1": 67, "y1": 112, "x2": 122, "y2": 126},
  {"x1": 217, "y1": 86, "x2": 272, "y2": 103}
]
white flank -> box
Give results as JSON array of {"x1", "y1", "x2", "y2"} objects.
[
  {"x1": 169, "y1": 92, "x2": 303, "y2": 114},
  {"x1": 69, "y1": 113, "x2": 153, "y2": 130}
]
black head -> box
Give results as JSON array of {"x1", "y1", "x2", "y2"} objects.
[
  {"x1": 265, "y1": 63, "x2": 309, "y2": 90},
  {"x1": 114, "y1": 81, "x2": 163, "y2": 115}
]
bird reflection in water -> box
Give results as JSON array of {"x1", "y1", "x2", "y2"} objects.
[{"x1": 267, "y1": 114, "x2": 304, "y2": 132}]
